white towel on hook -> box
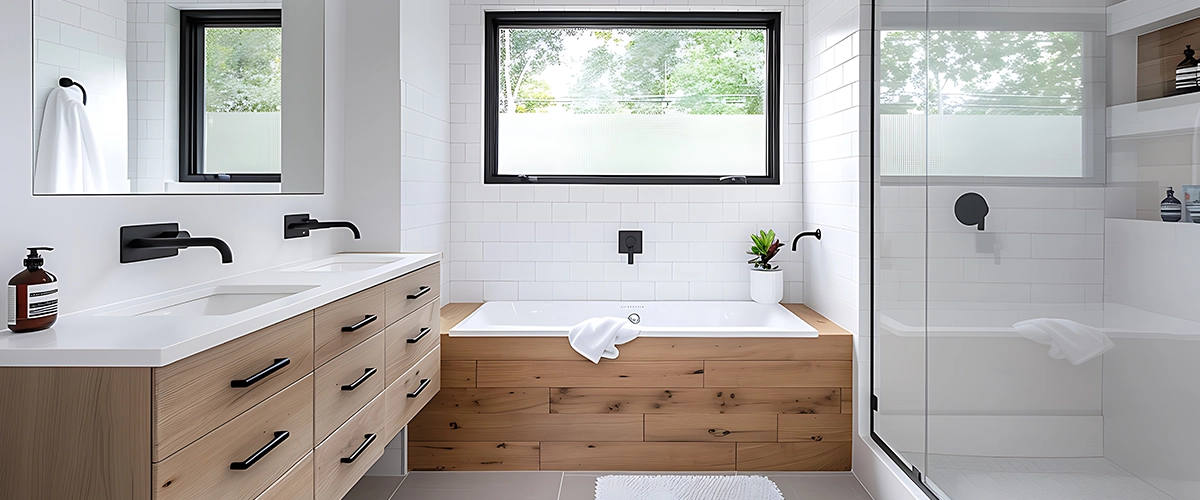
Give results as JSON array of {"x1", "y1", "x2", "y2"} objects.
[
  {"x1": 569, "y1": 317, "x2": 640, "y2": 363},
  {"x1": 34, "y1": 86, "x2": 108, "y2": 194},
  {"x1": 1014, "y1": 318, "x2": 1113, "y2": 366}
]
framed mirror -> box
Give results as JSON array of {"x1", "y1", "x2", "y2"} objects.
[{"x1": 31, "y1": 0, "x2": 324, "y2": 195}]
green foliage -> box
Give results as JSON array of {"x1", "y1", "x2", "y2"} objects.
[
  {"x1": 204, "y1": 27, "x2": 282, "y2": 113},
  {"x1": 515, "y1": 79, "x2": 554, "y2": 113},
  {"x1": 747, "y1": 229, "x2": 782, "y2": 270},
  {"x1": 499, "y1": 28, "x2": 578, "y2": 113},
  {"x1": 670, "y1": 29, "x2": 766, "y2": 115},
  {"x1": 510, "y1": 27, "x2": 767, "y2": 115},
  {"x1": 880, "y1": 30, "x2": 1082, "y2": 116}
]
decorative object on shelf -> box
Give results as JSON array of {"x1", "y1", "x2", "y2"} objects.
[
  {"x1": 747, "y1": 229, "x2": 783, "y2": 304},
  {"x1": 1137, "y1": 16, "x2": 1200, "y2": 101},
  {"x1": 1161, "y1": 187, "x2": 1183, "y2": 222},
  {"x1": 1176, "y1": 46, "x2": 1200, "y2": 93},
  {"x1": 1183, "y1": 186, "x2": 1200, "y2": 223}
]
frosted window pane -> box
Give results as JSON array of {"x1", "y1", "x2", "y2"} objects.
[{"x1": 495, "y1": 27, "x2": 768, "y2": 177}]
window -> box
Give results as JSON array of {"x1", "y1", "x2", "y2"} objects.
[
  {"x1": 879, "y1": 30, "x2": 1100, "y2": 179},
  {"x1": 180, "y1": 10, "x2": 282, "y2": 183},
  {"x1": 484, "y1": 12, "x2": 781, "y2": 184}
]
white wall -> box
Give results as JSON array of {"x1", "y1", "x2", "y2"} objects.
[
  {"x1": 340, "y1": 0, "x2": 452, "y2": 306},
  {"x1": 447, "y1": 0, "x2": 807, "y2": 304},
  {"x1": 2, "y1": 0, "x2": 346, "y2": 314}
]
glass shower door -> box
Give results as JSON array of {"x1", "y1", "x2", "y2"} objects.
[
  {"x1": 919, "y1": 0, "x2": 1115, "y2": 498},
  {"x1": 872, "y1": 0, "x2": 929, "y2": 480}
]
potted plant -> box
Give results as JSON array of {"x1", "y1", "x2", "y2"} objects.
[{"x1": 747, "y1": 229, "x2": 784, "y2": 304}]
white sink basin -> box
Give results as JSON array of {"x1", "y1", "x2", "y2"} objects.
[
  {"x1": 281, "y1": 255, "x2": 405, "y2": 273},
  {"x1": 102, "y1": 285, "x2": 318, "y2": 317}
]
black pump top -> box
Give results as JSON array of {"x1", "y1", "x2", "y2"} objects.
[
  {"x1": 24, "y1": 247, "x2": 53, "y2": 271},
  {"x1": 1182, "y1": 46, "x2": 1199, "y2": 68}
]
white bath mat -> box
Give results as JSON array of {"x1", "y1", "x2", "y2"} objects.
[{"x1": 595, "y1": 475, "x2": 785, "y2": 500}]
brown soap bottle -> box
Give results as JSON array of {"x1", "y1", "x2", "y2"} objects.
[{"x1": 7, "y1": 247, "x2": 59, "y2": 333}]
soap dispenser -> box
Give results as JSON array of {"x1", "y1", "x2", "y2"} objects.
[
  {"x1": 7, "y1": 247, "x2": 58, "y2": 333},
  {"x1": 1161, "y1": 187, "x2": 1183, "y2": 222}
]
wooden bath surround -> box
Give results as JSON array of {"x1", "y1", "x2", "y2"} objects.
[{"x1": 408, "y1": 303, "x2": 854, "y2": 472}]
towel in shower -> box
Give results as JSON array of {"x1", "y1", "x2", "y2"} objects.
[
  {"x1": 1014, "y1": 318, "x2": 1113, "y2": 366},
  {"x1": 568, "y1": 317, "x2": 640, "y2": 363},
  {"x1": 34, "y1": 86, "x2": 108, "y2": 194}
]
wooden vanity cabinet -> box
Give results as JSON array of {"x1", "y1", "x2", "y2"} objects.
[{"x1": 0, "y1": 263, "x2": 441, "y2": 500}]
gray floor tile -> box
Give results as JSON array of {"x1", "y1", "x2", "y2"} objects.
[
  {"x1": 558, "y1": 474, "x2": 598, "y2": 500},
  {"x1": 344, "y1": 475, "x2": 405, "y2": 500},
  {"x1": 762, "y1": 473, "x2": 872, "y2": 500},
  {"x1": 391, "y1": 471, "x2": 564, "y2": 500}
]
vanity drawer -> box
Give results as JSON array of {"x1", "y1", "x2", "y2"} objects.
[
  {"x1": 315, "y1": 332, "x2": 385, "y2": 444},
  {"x1": 314, "y1": 392, "x2": 387, "y2": 500},
  {"x1": 384, "y1": 263, "x2": 440, "y2": 325},
  {"x1": 315, "y1": 286, "x2": 385, "y2": 367},
  {"x1": 153, "y1": 375, "x2": 314, "y2": 500},
  {"x1": 384, "y1": 346, "x2": 441, "y2": 441},
  {"x1": 384, "y1": 299, "x2": 440, "y2": 385},
  {"x1": 256, "y1": 452, "x2": 313, "y2": 500},
  {"x1": 153, "y1": 312, "x2": 315, "y2": 461}
]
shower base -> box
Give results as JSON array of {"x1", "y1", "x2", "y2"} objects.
[{"x1": 924, "y1": 455, "x2": 1174, "y2": 500}]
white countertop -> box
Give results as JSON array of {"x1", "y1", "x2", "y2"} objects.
[{"x1": 0, "y1": 253, "x2": 440, "y2": 367}]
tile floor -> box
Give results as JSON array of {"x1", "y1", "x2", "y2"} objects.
[{"x1": 345, "y1": 471, "x2": 874, "y2": 500}]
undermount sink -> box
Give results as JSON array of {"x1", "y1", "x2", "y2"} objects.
[
  {"x1": 102, "y1": 285, "x2": 318, "y2": 317},
  {"x1": 281, "y1": 255, "x2": 405, "y2": 273}
]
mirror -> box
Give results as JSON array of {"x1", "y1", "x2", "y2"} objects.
[{"x1": 31, "y1": 0, "x2": 324, "y2": 195}]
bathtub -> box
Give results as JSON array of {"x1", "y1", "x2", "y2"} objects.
[{"x1": 449, "y1": 301, "x2": 819, "y2": 338}]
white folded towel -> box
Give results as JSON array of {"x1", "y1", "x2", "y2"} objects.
[
  {"x1": 569, "y1": 317, "x2": 640, "y2": 363},
  {"x1": 1014, "y1": 318, "x2": 1113, "y2": 366}
]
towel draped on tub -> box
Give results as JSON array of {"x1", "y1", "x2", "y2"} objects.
[
  {"x1": 1014, "y1": 318, "x2": 1114, "y2": 366},
  {"x1": 569, "y1": 317, "x2": 641, "y2": 363}
]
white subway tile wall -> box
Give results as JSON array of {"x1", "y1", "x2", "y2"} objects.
[
  {"x1": 802, "y1": 0, "x2": 869, "y2": 333},
  {"x1": 400, "y1": 79, "x2": 453, "y2": 304},
  {"x1": 447, "y1": 0, "x2": 807, "y2": 304}
]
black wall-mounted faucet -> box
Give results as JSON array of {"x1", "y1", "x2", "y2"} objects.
[
  {"x1": 120, "y1": 223, "x2": 233, "y2": 264},
  {"x1": 618, "y1": 230, "x2": 643, "y2": 265},
  {"x1": 792, "y1": 229, "x2": 822, "y2": 251},
  {"x1": 284, "y1": 214, "x2": 362, "y2": 240}
]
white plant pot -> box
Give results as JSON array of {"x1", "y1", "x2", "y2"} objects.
[{"x1": 749, "y1": 268, "x2": 783, "y2": 304}]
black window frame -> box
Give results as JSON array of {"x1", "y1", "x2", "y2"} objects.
[
  {"x1": 483, "y1": 11, "x2": 782, "y2": 185},
  {"x1": 179, "y1": 9, "x2": 283, "y2": 184}
]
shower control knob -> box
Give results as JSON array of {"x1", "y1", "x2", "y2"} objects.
[{"x1": 955, "y1": 192, "x2": 989, "y2": 231}]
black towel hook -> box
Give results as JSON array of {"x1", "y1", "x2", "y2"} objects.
[{"x1": 59, "y1": 77, "x2": 87, "y2": 105}]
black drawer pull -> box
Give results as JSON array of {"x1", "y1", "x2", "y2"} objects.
[
  {"x1": 341, "y1": 367, "x2": 378, "y2": 391},
  {"x1": 406, "y1": 286, "x2": 431, "y2": 300},
  {"x1": 230, "y1": 358, "x2": 290, "y2": 388},
  {"x1": 230, "y1": 430, "x2": 289, "y2": 470},
  {"x1": 407, "y1": 378, "x2": 432, "y2": 398},
  {"x1": 341, "y1": 433, "x2": 377, "y2": 463},
  {"x1": 342, "y1": 314, "x2": 378, "y2": 332},
  {"x1": 407, "y1": 327, "x2": 432, "y2": 344}
]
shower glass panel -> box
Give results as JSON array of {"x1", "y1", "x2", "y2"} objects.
[
  {"x1": 873, "y1": 0, "x2": 1198, "y2": 498},
  {"x1": 872, "y1": 0, "x2": 929, "y2": 480}
]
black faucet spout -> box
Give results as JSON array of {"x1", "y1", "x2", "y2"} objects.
[
  {"x1": 284, "y1": 214, "x2": 362, "y2": 239},
  {"x1": 121, "y1": 224, "x2": 234, "y2": 264},
  {"x1": 129, "y1": 231, "x2": 234, "y2": 263},
  {"x1": 791, "y1": 229, "x2": 822, "y2": 252}
]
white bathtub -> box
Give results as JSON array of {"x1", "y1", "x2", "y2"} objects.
[{"x1": 449, "y1": 301, "x2": 819, "y2": 338}]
